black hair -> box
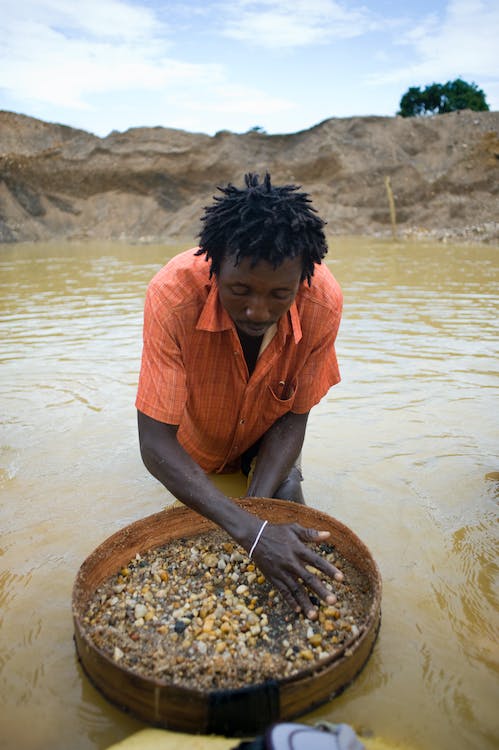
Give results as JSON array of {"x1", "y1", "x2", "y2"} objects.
[{"x1": 196, "y1": 172, "x2": 328, "y2": 284}]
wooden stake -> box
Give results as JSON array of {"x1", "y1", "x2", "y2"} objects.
[{"x1": 384, "y1": 175, "x2": 397, "y2": 238}]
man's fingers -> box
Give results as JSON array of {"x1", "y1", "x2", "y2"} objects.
[
  {"x1": 301, "y1": 570, "x2": 337, "y2": 607},
  {"x1": 274, "y1": 580, "x2": 302, "y2": 615},
  {"x1": 252, "y1": 523, "x2": 345, "y2": 618},
  {"x1": 295, "y1": 525, "x2": 330, "y2": 542},
  {"x1": 297, "y1": 526, "x2": 344, "y2": 582},
  {"x1": 303, "y1": 551, "x2": 344, "y2": 583},
  {"x1": 287, "y1": 581, "x2": 319, "y2": 620},
  {"x1": 270, "y1": 575, "x2": 321, "y2": 620}
]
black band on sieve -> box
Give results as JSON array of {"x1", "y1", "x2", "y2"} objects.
[{"x1": 207, "y1": 679, "x2": 280, "y2": 735}]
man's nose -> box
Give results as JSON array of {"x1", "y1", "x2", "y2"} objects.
[{"x1": 245, "y1": 296, "x2": 271, "y2": 322}]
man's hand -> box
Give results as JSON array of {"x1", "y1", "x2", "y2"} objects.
[{"x1": 249, "y1": 522, "x2": 343, "y2": 620}]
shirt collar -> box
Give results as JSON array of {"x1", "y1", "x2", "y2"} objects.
[
  {"x1": 196, "y1": 279, "x2": 303, "y2": 344},
  {"x1": 196, "y1": 282, "x2": 232, "y2": 331},
  {"x1": 288, "y1": 299, "x2": 302, "y2": 344}
]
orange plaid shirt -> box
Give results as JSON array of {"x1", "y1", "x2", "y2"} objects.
[{"x1": 136, "y1": 249, "x2": 342, "y2": 473}]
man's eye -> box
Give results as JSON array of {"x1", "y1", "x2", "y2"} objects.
[
  {"x1": 273, "y1": 291, "x2": 291, "y2": 300},
  {"x1": 231, "y1": 287, "x2": 249, "y2": 296}
]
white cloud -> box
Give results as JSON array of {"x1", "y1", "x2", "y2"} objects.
[
  {"x1": 220, "y1": 0, "x2": 377, "y2": 48},
  {"x1": 368, "y1": 0, "x2": 499, "y2": 87},
  {"x1": 0, "y1": 0, "x2": 295, "y2": 130},
  {"x1": 3, "y1": 0, "x2": 160, "y2": 42},
  {"x1": 0, "y1": 0, "x2": 224, "y2": 109}
]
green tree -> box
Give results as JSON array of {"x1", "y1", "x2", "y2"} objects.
[{"x1": 398, "y1": 78, "x2": 489, "y2": 117}]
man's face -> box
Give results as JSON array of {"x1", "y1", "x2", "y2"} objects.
[{"x1": 217, "y1": 254, "x2": 303, "y2": 338}]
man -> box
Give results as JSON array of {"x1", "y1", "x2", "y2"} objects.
[{"x1": 136, "y1": 173, "x2": 343, "y2": 620}]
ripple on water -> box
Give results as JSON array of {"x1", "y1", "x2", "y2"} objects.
[
  {"x1": 448, "y1": 519, "x2": 499, "y2": 664},
  {"x1": 0, "y1": 568, "x2": 41, "y2": 694}
]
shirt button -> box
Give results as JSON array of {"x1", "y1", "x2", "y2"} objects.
[{"x1": 240, "y1": 418, "x2": 245, "y2": 425}]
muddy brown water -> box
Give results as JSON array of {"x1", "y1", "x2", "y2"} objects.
[{"x1": 1, "y1": 238, "x2": 497, "y2": 750}]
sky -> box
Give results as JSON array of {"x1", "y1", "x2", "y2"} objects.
[{"x1": 1, "y1": 0, "x2": 498, "y2": 138}]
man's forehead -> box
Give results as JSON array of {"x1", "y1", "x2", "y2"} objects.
[{"x1": 220, "y1": 252, "x2": 303, "y2": 279}]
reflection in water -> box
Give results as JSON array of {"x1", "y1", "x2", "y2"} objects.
[{"x1": 1, "y1": 239, "x2": 498, "y2": 750}]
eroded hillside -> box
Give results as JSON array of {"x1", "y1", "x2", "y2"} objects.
[{"x1": 0, "y1": 109, "x2": 498, "y2": 243}]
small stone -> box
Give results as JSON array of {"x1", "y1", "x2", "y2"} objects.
[
  {"x1": 324, "y1": 606, "x2": 340, "y2": 619},
  {"x1": 308, "y1": 633, "x2": 322, "y2": 647},
  {"x1": 203, "y1": 553, "x2": 218, "y2": 568},
  {"x1": 134, "y1": 603, "x2": 148, "y2": 620},
  {"x1": 299, "y1": 649, "x2": 314, "y2": 661}
]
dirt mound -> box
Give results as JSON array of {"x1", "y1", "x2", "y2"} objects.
[{"x1": 0, "y1": 109, "x2": 498, "y2": 244}]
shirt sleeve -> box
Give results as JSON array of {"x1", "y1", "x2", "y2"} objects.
[
  {"x1": 291, "y1": 285, "x2": 343, "y2": 414},
  {"x1": 135, "y1": 284, "x2": 187, "y2": 424}
]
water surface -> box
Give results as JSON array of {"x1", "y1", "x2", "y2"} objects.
[{"x1": 1, "y1": 238, "x2": 498, "y2": 750}]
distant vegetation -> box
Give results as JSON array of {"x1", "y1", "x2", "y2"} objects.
[{"x1": 398, "y1": 78, "x2": 489, "y2": 117}]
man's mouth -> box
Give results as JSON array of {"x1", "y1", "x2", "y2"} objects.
[{"x1": 237, "y1": 322, "x2": 270, "y2": 337}]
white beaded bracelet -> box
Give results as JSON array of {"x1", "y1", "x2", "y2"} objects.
[{"x1": 248, "y1": 520, "x2": 268, "y2": 559}]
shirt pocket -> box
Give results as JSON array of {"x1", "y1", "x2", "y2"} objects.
[{"x1": 265, "y1": 378, "x2": 298, "y2": 420}]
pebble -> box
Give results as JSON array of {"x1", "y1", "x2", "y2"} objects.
[
  {"x1": 134, "y1": 603, "x2": 148, "y2": 620},
  {"x1": 83, "y1": 529, "x2": 372, "y2": 691}
]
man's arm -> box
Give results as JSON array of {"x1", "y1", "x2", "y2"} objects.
[
  {"x1": 246, "y1": 410, "x2": 308, "y2": 499},
  {"x1": 138, "y1": 410, "x2": 343, "y2": 620},
  {"x1": 138, "y1": 410, "x2": 261, "y2": 545}
]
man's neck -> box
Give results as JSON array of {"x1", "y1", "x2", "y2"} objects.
[{"x1": 236, "y1": 328, "x2": 264, "y2": 375}]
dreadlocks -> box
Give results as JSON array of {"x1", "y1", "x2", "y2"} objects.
[{"x1": 196, "y1": 172, "x2": 328, "y2": 284}]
